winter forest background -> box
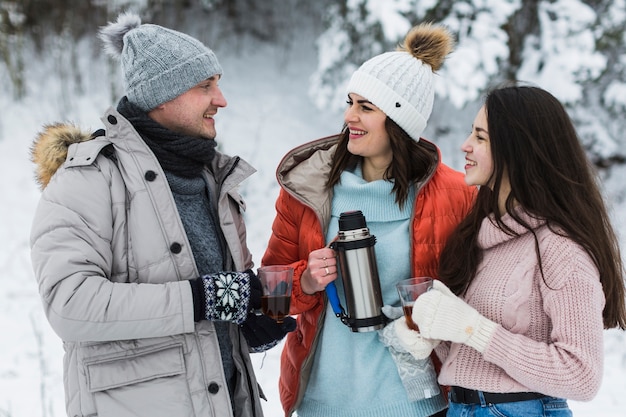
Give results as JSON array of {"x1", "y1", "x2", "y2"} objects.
[{"x1": 1, "y1": 0, "x2": 626, "y2": 416}]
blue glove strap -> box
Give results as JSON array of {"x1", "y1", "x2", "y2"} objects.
[{"x1": 326, "y1": 282, "x2": 344, "y2": 316}]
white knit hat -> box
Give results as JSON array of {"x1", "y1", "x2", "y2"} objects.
[{"x1": 346, "y1": 24, "x2": 454, "y2": 141}]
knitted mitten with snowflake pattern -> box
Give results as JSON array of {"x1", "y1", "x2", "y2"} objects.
[{"x1": 190, "y1": 270, "x2": 261, "y2": 325}]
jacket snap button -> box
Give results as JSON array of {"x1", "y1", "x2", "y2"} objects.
[
  {"x1": 107, "y1": 115, "x2": 117, "y2": 124},
  {"x1": 170, "y1": 242, "x2": 182, "y2": 254},
  {"x1": 208, "y1": 382, "x2": 219, "y2": 394},
  {"x1": 144, "y1": 170, "x2": 157, "y2": 181}
]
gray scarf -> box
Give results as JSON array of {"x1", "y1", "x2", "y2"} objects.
[{"x1": 117, "y1": 96, "x2": 217, "y2": 178}]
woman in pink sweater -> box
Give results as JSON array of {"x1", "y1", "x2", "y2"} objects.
[{"x1": 392, "y1": 85, "x2": 626, "y2": 417}]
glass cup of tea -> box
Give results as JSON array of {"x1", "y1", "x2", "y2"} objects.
[
  {"x1": 257, "y1": 265, "x2": 294, "y2": 323},
  {"x1": 395, "y1": 277, "x2": 434, "y2": 331}
]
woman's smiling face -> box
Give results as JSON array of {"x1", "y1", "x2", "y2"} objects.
[
  {"x1": 344, "y1": 93, "x2": 392, "y2": 167},
  {"x1": 461, "y1": 105, "x2": 493, "y2": 188}
]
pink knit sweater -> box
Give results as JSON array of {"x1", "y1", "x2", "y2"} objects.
[{"x1": 436, "y1": 211, "x2": 605, "y2": 401}]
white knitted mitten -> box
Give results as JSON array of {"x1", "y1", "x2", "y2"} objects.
[
  {"x1": 378, "y1": 310, "x2": 441, "y2": 401},
  {"x1": 393, "y1": 318, "x2": 441, "y2": 360},
  {"x1": 412, "y1": 280, "x2": 499, "y2": 353}
]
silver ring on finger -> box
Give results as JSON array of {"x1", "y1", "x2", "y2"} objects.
[{"x1": 324, "y1": 267, "x2": 330, "y2": 276}]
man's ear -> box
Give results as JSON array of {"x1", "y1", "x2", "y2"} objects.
[{"x1": 147, "y1": 103, "x2": 166, "y2": 121}]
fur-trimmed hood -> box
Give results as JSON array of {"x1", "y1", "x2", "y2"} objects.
[{"x1": 31, "y1": 123, "x2": 94, "y2": 190}]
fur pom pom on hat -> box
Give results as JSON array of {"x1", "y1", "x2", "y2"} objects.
[
  {"x1": 99, "y1": 11, "x2": 222, "y2": 111},
  {"x1": 346, "y1": 23, "x2": 454, "y2": 141}
]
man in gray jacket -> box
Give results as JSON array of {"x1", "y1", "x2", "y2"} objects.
[{"x1": 29, "y1": 11, "x2": 293, "y2": 417}]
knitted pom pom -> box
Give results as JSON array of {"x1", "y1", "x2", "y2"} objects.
[
  {"x1": 398, "y1": 23, "x2": 454, "y2": 71},
  {"x1": 99, "y1": 11, "x2": 142, "y2": 58}
]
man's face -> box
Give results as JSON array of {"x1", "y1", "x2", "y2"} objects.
[{"x1": 148, "y1": 75, "x2": 227, "y2": 139}]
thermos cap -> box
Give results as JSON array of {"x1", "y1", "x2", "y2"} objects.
[{"x1": 338, "y1": 210, "x2": 367, "y2": 231}]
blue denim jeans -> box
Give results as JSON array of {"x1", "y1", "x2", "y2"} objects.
[{"x1": 447, "y1": 391, "x2": 572, "y2": 417}]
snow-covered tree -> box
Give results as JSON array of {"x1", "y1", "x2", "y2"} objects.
[
  {"x1": 311, "y1": 0, "x2": 626, "y2": 170},
  {"x1": 3, "y1": 0, "x2": 626, "y2": 169},
  {"x1": 0, "y1": 1, "x2": 26, "y2": 99}
]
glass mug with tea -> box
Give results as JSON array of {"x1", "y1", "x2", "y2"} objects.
[
  {"x1": 257, "y1": 265, "x2": 294, "y2": 323},
  {"x1": 395, "y1": 277, "x2": 434, "y2": 331}
]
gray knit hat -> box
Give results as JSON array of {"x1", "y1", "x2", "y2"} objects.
[
  {"x1": 346, "y1": 23, "x2": 454, "y2": 141},
  {"x1": 99, "y1": 12, "x2": 223, "y2": 111}
]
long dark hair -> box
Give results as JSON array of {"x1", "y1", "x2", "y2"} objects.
[
  {"x1": 439, "y1": 85, "x2": 626, "y2": 329},
  {"x1": 326, "y1": 117, "x2": 437, "y2": 209}
]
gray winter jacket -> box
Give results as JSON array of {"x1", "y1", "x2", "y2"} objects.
[{"x1": 29, "y1": 108, "x2": 264, "y2": 417}]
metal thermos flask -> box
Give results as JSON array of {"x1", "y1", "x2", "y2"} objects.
[{"x1": 328, "y1": 210, "x2": 385, "y2": 332}]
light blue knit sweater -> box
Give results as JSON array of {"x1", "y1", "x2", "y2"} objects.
[{"x1": 296, "y1": 168, "x2": 446, "y2": 417}]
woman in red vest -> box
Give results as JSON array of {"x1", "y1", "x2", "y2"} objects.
[{"x1": 262, "y1": 23, "x2": 476, "y2": 417}]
